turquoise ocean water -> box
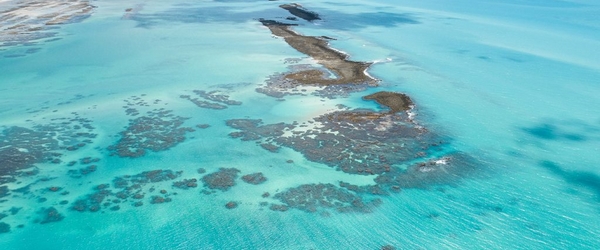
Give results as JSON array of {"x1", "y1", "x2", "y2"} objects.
[{"x1": 1, "y1": 0, "x2": 599, "y2": 249}]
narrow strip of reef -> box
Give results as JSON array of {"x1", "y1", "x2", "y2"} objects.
[{"x1": 259, "y1": 19, "x2": 377, "y2": 86}]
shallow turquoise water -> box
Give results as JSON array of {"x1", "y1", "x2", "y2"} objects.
[{"x1": 1, "y1": 0, "x2": 600, "y2": 249}]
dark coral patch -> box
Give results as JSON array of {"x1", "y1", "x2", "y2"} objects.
[
  {"x1": 173, "y1": 178, "x2": 198, "y2": 189},
  {"x1": 72, "y1": 169, "x2": 182, "y2": 213},
  {"x1": 227, "y1": 119, "x2": 293, "y2": 141},
  {"x1": 273, "y1": 183, "x2": 382, "y2": 213},
  {"x1": 227, "y1": 107, "x2": 434, "y2": 176},
  {"x1": 201, "y1": 168, "x2": 240, "y2": 191},
  {"x1": 108, "y1": 110, "x2": 193, "y2": 158},
  {"x1": 241, "y1": 173, "x2": 267, "y2": 185}
]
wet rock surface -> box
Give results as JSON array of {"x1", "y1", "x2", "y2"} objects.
[
  {"x1": 280, "y1": 3, "x2": 321, "y2": 22},
  {"x1": 202, "y1": 168, "x2": 240, "y2": 191},
  {"x1": 260, "y1": 20, "x2": 376, "y2": 86},
  {"x1": 363, "y1": 92, "x2": 414, "y2": 113}
]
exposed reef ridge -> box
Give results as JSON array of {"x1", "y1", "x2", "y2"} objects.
[
  {"x1": 279, "y1": 3, "x2": 321, "y2": 22},
  {"x1": 258, "y1": 19, "x2": 377, "y2": 86},
  {"x1": 363, "y1": 91, "x2": 414, "y2": 113},
  {"x1": 0, "y1": 0, "x2": 94, "y2": 48},
  {"x1": 243, "y1": 4, "x2": 477, "y2": 215}
]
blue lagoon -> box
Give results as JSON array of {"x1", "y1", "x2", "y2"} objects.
[{"x1": 1, "y1": 0, "x2": 600, "y2": 249}]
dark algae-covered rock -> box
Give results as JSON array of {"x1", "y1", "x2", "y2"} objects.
[{"x1": 363, "y1": 92, "x2": 414, "y2": 113}]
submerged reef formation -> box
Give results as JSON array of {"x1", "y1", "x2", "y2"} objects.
[
  {"x1": 241, "y1": 172, "x2": 267, "y2": 185},
  {"x1": 202, "y1": 168, "x2": 240, "y2": 191},
  {"x1": 0, "y1": 222, "x2": 10, "y2": 234},
  {"x1": 271, "y1": 183, "x2": 382, "y2": 213},
  {"x1": 256, "y1": 16, "x2": 377, "y2": 98},
  {"x1": 108, "y1": 109, "x2": 194, "y2": 158},
  {"x1": 227, "y1": 91, "x2": 437, "y2": 175},
  {"x1": 0, "y1": 113, "x2": 97, "y2": 187},
  {"x1": 181, "y1": 89, "x2": 242, "y2": 110},
  {"x1": 228, "y1": 4, "x2": 477, "y2": 215},
  {"x1": 227, "y1": 119, "x2": 294, "y2": 141},
  {"x1": 0, "y1": 2, "x2": 480, "y2": 233},
  {"x1": 374, "y1": 154, "x2": 477, "y2": 190},
  {"x1": 0, "y1": 0, "x2": 94, "y2": 48},
  {"x1": 0, "y1": 127, "x2": 56, "y2": 185},
  {"x1": 72, "y1": 169, "x2": 182, "y2": 213},
  {"x1": 38, "y1": 207, "x2": 64, "y2": 224}
]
